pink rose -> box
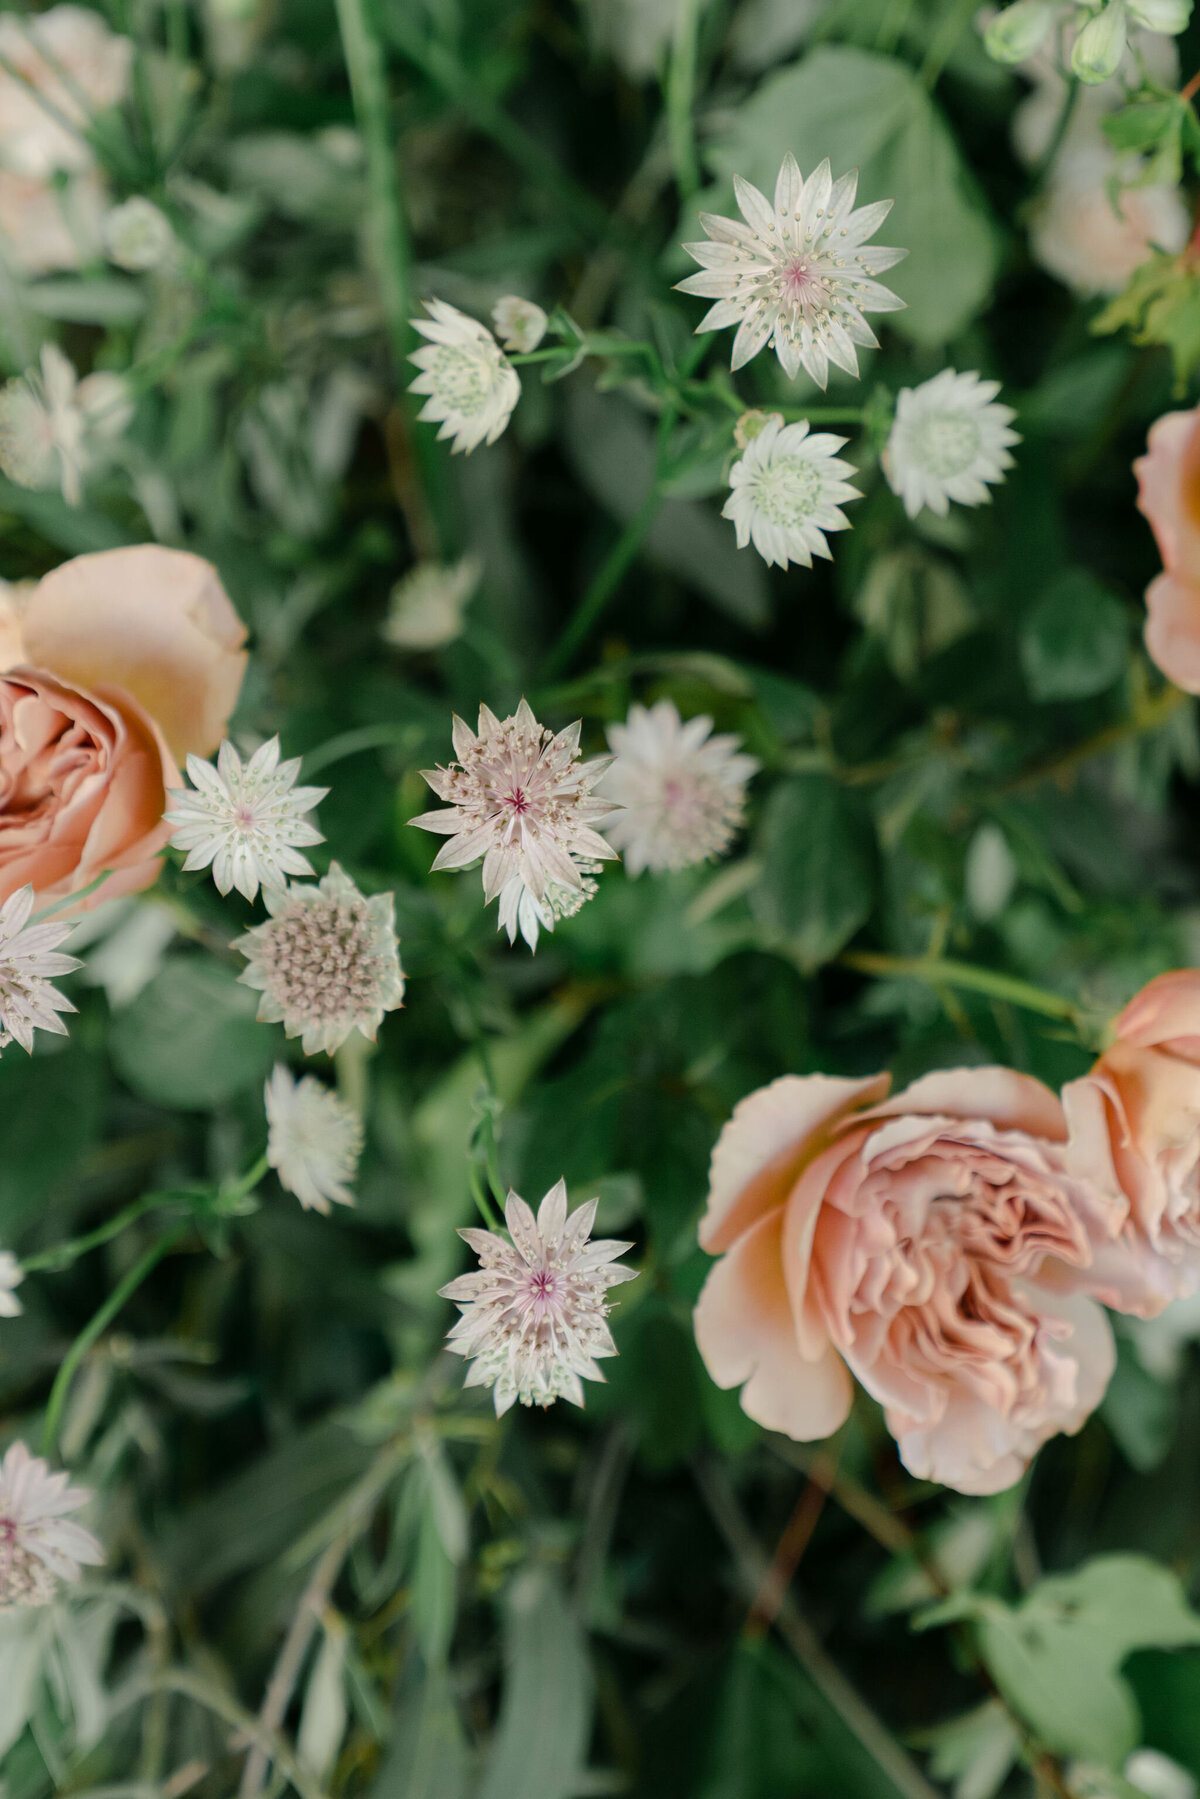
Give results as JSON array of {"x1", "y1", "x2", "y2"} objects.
[
  {"x1": 0, "y1": 545, "x2": 247, "y2": 908},
  {"x1": 1064, "y1": 971, "x2": 1200, "y2": 1315},
  {"x1": 1134, "y1": 408, "x2": 1200, "y2": 692},
  {"x1": 694, "y1": 1069, "x2": 1119, "y2": 1495}
]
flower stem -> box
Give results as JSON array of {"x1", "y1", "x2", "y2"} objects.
[
  {"x1": 41, "y1": 1223, "x2": 187, "y2": 1456},
  {"x1": 21, "y1": 1194, "x2": 166, "y2": 1274},
  {"x1": 666, "y1": 0, "x2": 701, "y2": 200},
  {"x1": 842, "y1": 949, "x2": 1091, "y2": 1034},
  {"x1": 540, "y1": 483, "x2": 663, "y2": 680},
  {"x1": 778, "y1": 405, "x2": 868, "y2": 424},
  {"x1": 333, "y1": 0, "x2": 412, "y2": 368},
  {"x1": 221, "y1": 1151, "x2": 270, "y2": 1208}
]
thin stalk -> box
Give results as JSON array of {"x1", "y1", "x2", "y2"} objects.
[
  {"x1": 1034, "y1": 76, "x2": 1083, "y2": 184},
  {"x1": 239, "y1": 1535, "x2": 349, "y2": 1799},
  {"x1": 333, "y1": 0, "x2": 412, "y2": 368},
  {"x1": 21, "y1": 1194, "x2": 166, "y2": 1275},
  {"x1": 841, "y1": 949, "x2": 1090, "y2": 1034},
  {"x1": 41, "y1": 1224, "x2": 186, "y2": 1456},
  {"x1": 540, "y1": 484, "x2": 663, "y2": 681},
  {"x1": 32, "y1": 868, "x2": 113, "y2": 922},
  {"x1": 125, "y1": 1671, "x2": 330, "y2": 1799},
  {"x1": 666, "y1": 0, "x2": 701, "y2": 200},
  {"x1": 778, "y1": 405, "x2": 869, "y2": 424},
  {"x1": 222, "y1": 1151, "x2": 270, "y2": 1208}
]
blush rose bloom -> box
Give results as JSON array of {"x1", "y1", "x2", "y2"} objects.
[
  {"x1": 1134, "y1": 407, "x2": 1200, "y2": 692},
  {"x1": 1064, "y1": 971, "x2": 1200, "y2": 1316},
  {"x1": 694, "y1": 1069, "x2": 1121, "y2": 1495},
  {"x1": 0, "y1": 546, "x2": 247, "y2": 909}
]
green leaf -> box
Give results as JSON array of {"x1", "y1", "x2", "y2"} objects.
[
  {"x1": 109, "y1": 956, "x2": 279, "y2": 1110},
  {"x1": 23, "y1": 278, "x2": 146, "y2": 324},
  {"x1": 956, "y1": 1556, "x2": 1200, "y2": 1765},
  {"x1": 1101, "y1": 1335, "x2": 1178, "y2": 1472},
  {"x1": 477, "y1": 1570, "x2": 592, "y2": 1799},
  {"x1": 703, "y1": 45, "x2": 999, "y2": 346},
  {"x1": 369, "y1": 1666, "x2": 471, "y2": 1799},
  {"x1": 1020, "y1": 570, "x2": 1130, "y2": 702},
  {"x1": 752, "y1": 774, "x2": 876, "y2": 969},
  {"x1": 0, "y1": 1044, "x2": 103, "y2": 1239}
]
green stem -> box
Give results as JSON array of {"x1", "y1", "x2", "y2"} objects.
[
  {"x1": 31, "y1": 868, "x2": 114, "y2": 923},
  {"x1": 779, "y1": 406, "x2": 868, "y2": 424},
  {"x1": 302, "y1": 721, "x2": 425, "y2": 778},
  {"x1": 540, "y1": 485, "x2": 663, "y2": 681},
  {"x1": 1035, "y1": 76, "x2": 1083, "y2": 184},
  {"x1": 666, "y1": 0, "x2": 701, "y2": 200},
  {"x1": 41, "y1": 1224, "x2": 186, "y2": 1456},
  {"x1": 21, "y1": 1194, "x2": 164, "y2": 1275},
  {"x1": 334, "y1": 0, "x2": 413, "y2": 369},
  {"x1": 222, "y1": 1151, "x2": 270, "y2": 1208},
  {"x1": 842, "y1": 950, "x2": 1089, "y2": 1032}
]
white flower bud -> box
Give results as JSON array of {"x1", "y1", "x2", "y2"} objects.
[
  {"x1": 1125, "y1": 0, "x2": 1191, "y2": 30},
  {"x1": 103, "y1": 197, "x2": 173, "y2": 271},
  {"x1": 1071, "y1": 3, "x2": 1128, "y2": 82},
  {"x1": 491, "y1": 295, "x2": 548, "y2": 353},
  {"x1": 983, "y1": 1, "x2": 1057, "y2": 63}
]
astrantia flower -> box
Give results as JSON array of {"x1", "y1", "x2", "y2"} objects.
[
  {"x1": 492, "y1": 295, "x2": 548, "y2": 353},
  {"x1": 264, "y1": 1064, "x2": 362, "y2": 1214},
  {"x1": 440, "y1": 1179, "x2": 638, "y2": 1414},
  {"x1": 0, "y1": 885, "x2": 80, "y2": 1054},
  {"x1": 884, "y1": 369, "x2": 1019, "y2": 520},
  {"x1": 235, "y1": 863, "x2": 404, "y2": 1057},
  {"x1": 0, "y1": 343, "x2": 131, "y2": 507},
  {"x1": 166, "y1": 737, "x2": 328, "y2": 901},
  {"x1": 103, "y1": 195, "x2": 173, "y2": 271},
  {"x1": 600, "y1": 700, "x2": 759, "y2": 876},
  {"x1": 677, "y1": 153, "x2": 906, "y2": 388},
  {"x1": 0, "y1": 1252, "x2": 23, "y2": 1318},
  {"x1": 382, "y1": 555, "x2": 480, "y2": 651},
  {"x1": 723, "y1": 415, "x2": 861, "y2": 569},
  {"x1": 408, "y1": 299, "x2": 520, "y2": 453},
  {"x1": 410, "y1": 700, "x2": 620, "y2": 906},
  {"x1": 0, "y1": 1441, "x2": 103, "y2": 1611},
  {"x1": 497, "y1": 858, "x2": 603, "y2": 953}
]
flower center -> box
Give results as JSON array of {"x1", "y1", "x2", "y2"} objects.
[
  {"x1": 910, "y1": 411, "x2": 982, "y2": 480},
  {"x1": 747, "y1": 454, "x2": 824, "y2": 528},
  {"x1": 429, "y1": 344, "x2": 491, "y2": 416}
]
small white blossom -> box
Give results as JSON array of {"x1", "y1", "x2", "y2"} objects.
[
  {"x1": 1072, "y1": 1, "x2": 1127, "y2": 81},
  {"x1": 677, "y1": 152, "x2": 906, "y2": 388},
  {"x1": 103, "y1": 196, "x2": 173, "y2": 270},
  {"x1": 0, "y1": 1441, "x2": 103, "y2": 1611},
  {"x1": 410, "y1": 699, "x2": 620, "y2": 906},
  {"x1": 884, "y1": 369, "x2": 1019, "y2": 520},
  {"x1": 0, "y1": 1252, "x2": 23, "y2": 1318},
  {"x1": 382, "y1": 555, "x2": 480, "y2": 651},
  {"x1": 408, "y1": 299, "x2": 520, "y2": 453},
  {"x1": 440, "y1": 1179, "x2": 638, "y2": 1414},
  {"x1": 492, "y1": 295, "x2": 549, "y2": 353},
  {"x1": 235, "y1": 863, "x2": 404, "y2": 1057},
  {"x1": 0, "y1": 885, "x2": 80, "y2": 1055},
  {"x1": 497, "y1": 858, "x2": 603, "y2": 953},
  {"x1": 0, "y1": 344, "x2": 131, "y2": 507},
  {"x1": 264, "y1": 1065, "x2": 362, "y2": 1214},
  {"x1": 723, "y1": 415, "x2": 860, "y2": 569},
  {"x1": 166, "y1": 737, "x2": 328, "y2": 902},
  {"x1": 600, "y1": 700, "x2": 759, "y2": 876}
]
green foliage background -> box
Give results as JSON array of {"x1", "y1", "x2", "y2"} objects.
[{"x1": 6, "y1": 0, "x2": 1200, "y2": 1795}]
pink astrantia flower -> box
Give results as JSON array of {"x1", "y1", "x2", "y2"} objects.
[
  {"x1": 694, "y1": 1068, "x2": 1126, "y2": 1495},
  {"x1": 409, "y1": 699, "x2": 620, "y2": 905},
  {"x1": 1134, "y1": 407, "x2": 1200, "y2": 692},
  {"x1": 676, "y1": 152, "x2": 906, "y2": 389},
  {"x1": 440, "y1": 1179, "x2": 638, "y2": 1414},
  {"x1": 0, "y1": 1440, "x2": 103, "y2": 1610}
]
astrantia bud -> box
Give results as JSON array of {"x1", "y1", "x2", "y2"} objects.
[
  {"x1": 103, "y1": 196, "x2": 173, "y2": 270},
  {"x1": 983, "y1": 0, "x2": 1056, "y2": 63},
  {"x1": 1125, "y1": 0, "x2": 1190, "y2": 30},
  {"x1": 733, "y1": 409, "x2": 781, "y2": 449},
  {"x1": 491, "y1": 295, "x2": 548, "y2": 354},
  {"x1": 1071, "y1": 2, "x2": 1127, "y2": 82}
]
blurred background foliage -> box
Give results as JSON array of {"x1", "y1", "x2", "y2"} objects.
[{"x1": 7, "y1": 0, "x2": 1200, "y2": 1795}]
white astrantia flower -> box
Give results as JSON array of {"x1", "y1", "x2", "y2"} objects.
[
  {"x1": 0, "y1": 1252, "x2": 23, "y2": 1318},
  {"x1": 491, "y1": 295, "x2": 548, "y2": 353},
  {"x1": 440, "y1": 1179, "x2": 638, "y2": 1414},
  {"x1": 410, "y1": 699, "x2": 621, "y2": 907},
  {"x1": 884, "y1": 368, "x2": 1020, "y2": 520},
  {"x1": 264, "y1": 1064, "x2": 362, "y2": 1214},
  {"x1": 677, "y1": 152, "x2": 906, "y2": 388},
  {"x1": 408, "y1": 299, "x2": 520, "y2": 453},
  {"x1": 497, "y1": 857, "x2": 603, "y2": 953},
  {"x1": 0, "y1": 343, "x2": 132, "y2": 507},
  {"x1": 0, "y1": 1441, "x2": 103, "y2": 1611},
  {"x1": 382, "y1": 555, "x2": 480, "y2": 651},
  {"x1": 103, "y1": 195, "x2": 173, "y2": 271},
  {"x1": 0, "y1": 885, "x2": 80, "y2": 1055},
  {"x1": 235, "y1": 863, "x2": 404, "y2": 1057},
  {"x1": 600, "y1": 700, "x2": 759, "y2": 877},
  {"x1": 166, "y1": 737, "x2": 328, "y2": 902},
  {"x1": 723, "y1": 415, "x2": 861, "y2": 570}
]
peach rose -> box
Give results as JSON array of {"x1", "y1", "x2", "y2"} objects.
[
  {"x1": 694, "y1": 1069, "x2": 1120, "y2": 1495},
  {"x1": 0, "y1": 546, "x2": 246, "y2": 908},
  {"x1": 19, "y1": 546, "x2": 248, "y2": 762},
  {"x1": 1134, "y1": 408, "x2": 1200, "y2": 692},
  {"x1": 1064, "y1": 971, "x2": 1200, "y2": 1316}
]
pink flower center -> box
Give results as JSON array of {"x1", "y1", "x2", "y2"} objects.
[
  {"x1": 507, "y1": 786, "x2": 530, "y2": 816},
  {"x1": 528, "y1": 1269, "x2": 558, "y2": 1308},
  {"x1": 783, "y1": 259, "x2": 814, "y2": 299}
]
